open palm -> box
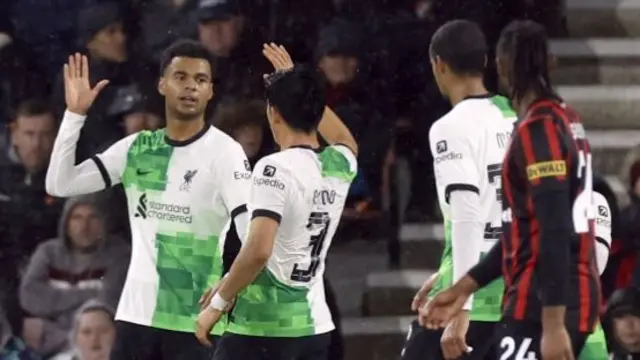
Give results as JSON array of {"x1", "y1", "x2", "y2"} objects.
[
  {"x1": 64, "y1": 53, "x2": 109, "y2": 115},
  {"x1": 262, "y1": 43, "x2": 294, "y2": 72}
]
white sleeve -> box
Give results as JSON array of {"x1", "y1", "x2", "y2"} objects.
[
  {"x1": 593, "y1": 192, "x2": 612, "y2": 275},
  {"x1": 331, "y1": 144, "x2": 359, "y2": 180},
  {"x1": 218, "y1": 141, "x2": 251, "y2": 240},
  {"x1": 449, "y1": 190, "x2": 484, "y2": 310},
  {"x1": 429, "y1": 122, "x2": 480, "y2": 201},
  {"x1": 249, "y1": 157, "x2": 291, "y2": 224},
  {"x1": 46, "y1": 111, "x2": 134, "y2": 197},
  {"x1": 430, "y1": 122, "x2": 483, "y2": 310}
]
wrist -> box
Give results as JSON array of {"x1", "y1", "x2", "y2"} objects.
[
  {"x1": 456, "y1": 275, "x2": 479, "y2": 295},
  {"x1": 542, "y1": 306, "x2": 566, "y2": 330},
  {"x1": 208, "y1": 293, "x2": 229, "y2": 312}
]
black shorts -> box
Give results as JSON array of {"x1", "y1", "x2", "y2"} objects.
[
  {"x1": 400, "y1": 320, "x2": 497, "y2": 360},
  {"x1": 213, "y1": 332, "x2": 331, "y2": 360},
  {"x1": 495, "y1": 319, "x2": 588, "y2": 359},
  {"x1": 109, "y1": 321, "x2": 217, "y2": 360}
]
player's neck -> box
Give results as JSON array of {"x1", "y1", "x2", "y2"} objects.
[
  {"x1": 279, "y1": 132, "x2": 320, "y2": 151},
  {"x1": 448, "y1": 78, "x2": 488, "y2": 106},
  {"x1": 165, "y1": 117, "x2": 206, "y2": 142},
  {"x1": 513, "y1": 91, "x2": 539, "y2": 117}
]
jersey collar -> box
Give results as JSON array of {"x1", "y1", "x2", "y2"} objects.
[
  {"x1": 462, "y1": 93, "x2": 493, "y2": 101},
  {"x1": 164, "y1": 125, "x2": 211, "y2": 147},
  {"x1": 289, "y1": 144, "x2": 324, "y2": 153}
]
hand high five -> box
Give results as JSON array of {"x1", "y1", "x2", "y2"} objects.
[
  {"x1": 262, "y1": 43, "x2": 294, "y2": 72},
  {"x1": 63, "y1": 53, "x2": 109, "y2": 115}
]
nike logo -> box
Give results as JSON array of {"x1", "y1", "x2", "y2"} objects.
[{"x1": 136, "y1": 169, "x2": 153, "y2": 176}]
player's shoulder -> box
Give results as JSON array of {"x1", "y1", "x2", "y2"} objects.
[
  {"x1": 319, "y1": 145, "x2": 358, "y2": 182},
  {"x1": 594, "y1": 192, "x2": 611, "y2": 218},
  {"x1": 204, "y1": 126, "x2": 245, "y2": 152},
  {"x1": 253, "y1": 152, "x2": 294, "y2": 178}
]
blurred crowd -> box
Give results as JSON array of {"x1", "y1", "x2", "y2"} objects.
[{"x1": 0, "y1": 0, "x2": 638, "y2": 359}]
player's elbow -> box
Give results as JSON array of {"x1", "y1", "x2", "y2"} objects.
[
  {"x1": 245, "y1": 233, "x2": 273, "y2": 265},
  {"x1": 595, "y1": 240, "x2": 610, "y2": 275},
  {"x1": 45, "y1": 173, "x2": 64, "y2": 197}
]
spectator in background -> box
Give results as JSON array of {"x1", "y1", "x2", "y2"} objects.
[
  {"x1": 618, "y1": 161, "x2": 640, "y2": 287},
  {"x1": 51, "y1": 1, "x2": 135, "y2": 162},
  {"x1": 19, "y1": 195, "x2": 129, "y2": 357},
  {"x1": 197, "y1": 0, "x2": 267, "y2": 104},
  {"x1": 316, "y1": 19, "x2": 392, "y2": 208},
  {"x1": 106, "y1": 83, "x2": 164, "y2": 135},
  {"x1": 604, "y1": 288, "x2": 640, "y2": 359},
  {"x1": 213, "y1": 99, "x2": 267, "y2": 166},
  {"x1": 0, "y1": 99, "x2": 63, "y2": 338},
  {"x1": 51, "y1": 300, "x2": 116, "y2": 360},
  {"x1": 0, "y1": 307, "x2": 40, "y2": 360}
]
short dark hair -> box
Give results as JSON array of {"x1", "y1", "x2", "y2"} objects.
[
  {"x1": 159, "y1": 39, "x2": 214, "y2": 76},
  {"x1": 429, "y1": 20, "x2": 487, "y2": 76},
  {"x1": 497, "y1": 20, "x2": 554, "y2": 104},
  {"x1": 13, "y1": 98, "x2": 55, "y2": 121},
  {"x1": 264, "y1": 66, "x2": 325, "y2": 133},
  {"x1": 213, "y1": 99, "x2": 267, "y2": 135}
]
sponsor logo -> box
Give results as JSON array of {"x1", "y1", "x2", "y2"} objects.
[
  {"x1": 598, "y1": 205, "x2": 608, "y2": 217},
  {"x1": 253, "y1": 176, "x2": 285, "y2": 190},
  {"x1": 244, "y1": 160, "x2": 251, "y2": 171},
  {"x1": 526, "y1": 160, "x2": 566, "y2": 181},
  {"x1": 179, "y1": 169, "x2": 198, "y2": 192},
  {"x1": 496, "y1": 131, "x2": 512, "y2": 149},
  {"x1": 434, "y1": 152, "x2": 462, "y2": 164},
  {"x1": 134, "y1": 193, "x2": 192, "y2": 223},
  {"x1": 570, "y1": 123, "x2": 586, "y2": 140},
  {"x1": 313, "y1": 190, "x2": 336, "y2": 205},
  {"x1": 436, "y1": 140, "x2": 447, "y2": 154},
  {"x1": 263, "y1": 165, "x2": 276, "y2": 177},
  {"x1": 596, "y1": 217, "x2": 611, "y2": 229},
  {"x1": 136, "y1": 169, "x2": 152, "y2": 176},
  {"x1": 234, "y1": 171, "x2": 251, "y2": 180}
]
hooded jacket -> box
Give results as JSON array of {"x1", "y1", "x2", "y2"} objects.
[{"x1": 19, "y1": 195, "x2": 129, "y2": 356}]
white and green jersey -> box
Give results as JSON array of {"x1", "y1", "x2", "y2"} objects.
[
  {"x1": 428, "y1": 95, "x2": 516, "y2": 322},
  {"x1": 46, "y1": 112, "x2": 251, "y2": 334},
  {"x1": 226, "y1": 144, "x2": 358, "y2": 337}
]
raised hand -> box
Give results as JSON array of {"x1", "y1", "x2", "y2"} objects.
[
  {"x1": 64, "y1": 53, "x2": 109, "y2": 115},
  {"x1": 262, "y1": 43, "x2": 294, "y2": 72}
]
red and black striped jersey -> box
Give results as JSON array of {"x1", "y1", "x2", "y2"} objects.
[{"x1": 499, "y1": 98, "x2": 600, "y2": 333}]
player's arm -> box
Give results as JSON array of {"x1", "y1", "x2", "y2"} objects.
[
  {"x1": 517, "y1": 114, "x2": 573, "y2": 328},
  {"x1": 46, "y1": 111, "x2": 134, "y2": 197},
  {"x1": 317, "y1": 106, "x2": 358, "y2": 156},
  {"x1": 593, "y1": 192, "x2": 612, "y2": 274},
  {"x1": 213, "y1": 158, "x2": 287, "y2": 307},
  {"x1": 429, "y1": 122, "x2": 485, "y2": 310}
]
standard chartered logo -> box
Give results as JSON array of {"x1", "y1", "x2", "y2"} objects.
[{"x1": 134, "y1": 193, "x2": 193, "y2": 224}]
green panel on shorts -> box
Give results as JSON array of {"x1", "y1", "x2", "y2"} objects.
[
  {"x1": 151, "y1": 232, "x2": 226, "y2": 334},
  {"x1": 227, "y1": 269, "x2": 314, "y2": 337},
  {"x1": 429, "y1": 219, "x2": 503, "y2": 322},
  {"x1": 319, "y1": 146, "x2": 356, "y2": 182},
  {"x1": 579, "y1": 324, "x2": 608, "y2": 360},
  {"x1": 122, "y1": 129, "x2": 173, "y2": 191}
]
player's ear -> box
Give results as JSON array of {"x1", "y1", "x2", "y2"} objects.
[
  {"x1": 158, "y1": 77, "x2": 166, "y2": 96},
  {"x1": 207, "y1": 82, "x2": 214, "y2": 101}
]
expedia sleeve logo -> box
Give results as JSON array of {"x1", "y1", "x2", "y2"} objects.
[{"x1": 526, "y1": 160, "x2": 567, "y2": 181}]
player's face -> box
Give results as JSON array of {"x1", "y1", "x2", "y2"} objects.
[
  {"x1": 496, "y1": 53, "x2": 513, "y2": 95},
  {"x1": 159, "y1": 57, "x2": 213, "y2": 120},
  {"x1": 430, "y1": 56, "x2": 450, "y2": 98}
]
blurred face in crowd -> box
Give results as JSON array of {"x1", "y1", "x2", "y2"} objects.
[
  {"x1": 634, "y1": 178, "x2": 640, "y2": 197},
  {"x1": 233, "y1": 125, "x2": 262, "y2": 159},
  {"x1": 318, "y1": 55, "x2": 358, "y2": 86},
  {"x1": 75, "y1": 310, "x2": 115, "y2": 360},
  {"x1": 614, "y1": 314, "x2": 640, "y2": 353},
  {"x1": 87, "y1": 22, "x2": 127, "y2": 63},
  {"x1": 11, "y1": 112, "x2": 56, "y2": 173},
  {"x1": 67, "y1": 204, "x2": 103, "y2": 251},
  {"x1": 123, "y1": 112, "x2": 164, "y2": 135},
  {"x1": 158, "y1": 57, "x2": 213, "y2": 120},
  {"x1": 198, "y1": 17, "x2": 244, "y2": 58}
]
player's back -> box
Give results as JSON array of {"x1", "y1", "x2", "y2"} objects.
[
  {"x1": 229, "y1": 144, "x2": 357, "y2": 337},
  {"x1": 500, "y1": 99, "x2": 600, "y2": 332},
  {"x1": 429, "y1": 94, "x2": 516, "y2": 322}
]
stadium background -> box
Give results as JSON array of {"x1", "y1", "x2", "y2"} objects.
[{"x1": 0, "y1": 0, "x2": 639, "y2": 359}]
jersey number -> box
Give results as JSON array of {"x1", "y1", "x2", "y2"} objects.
[
  {"x1": 290, "y1": 212, "x2": 331, "y2": 283},
  {"x1": 499, "y1": 336, "x2": 538, "y2": 360},
  {"x1": 485, "y1": 163, "x2": 503, "y2": 240}
]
